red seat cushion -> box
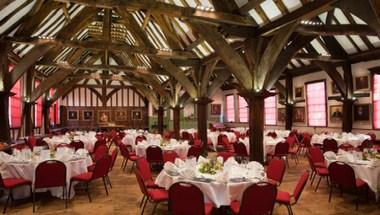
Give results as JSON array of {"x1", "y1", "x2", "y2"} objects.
[
  {"x1": 3, "y1": 178, "x2": 31, "y2": 189},
  {"x1": 230, "y1": 200, "x2": 241, "y2": 214},
  {"x1": 145, "y1": 179, "x2": 158, "y2": 188},
  {"x1": 356, "y1": 179, "x2": 367, "y2": 188},
  {"x1": 205, "y1": 202, "x2": 214, "y2": 215},
  {"x1": 87, "y1": 164, "x2": 95, "y2": 172},
  {"x1": 71, "y1": 172, "x2": 93, "y2": 182},
  {"x1": 130, "y1": 155, "x2": 139, "y2": 161},
  {"x1": 314, "y1": 162, "x2": 326, "y2": 168},
  {"x1": 316, "y1": 167, "x2": 329, "y2": 175},
  {"x1": 267, "y1": 178, "x2": 279, "y2": 186},
  {"x1": 276, "y1": 191, "x2": 291, "y2": 204},
  {"x1": 148, "y1": 188, "x2": 168, "y2": 202}
]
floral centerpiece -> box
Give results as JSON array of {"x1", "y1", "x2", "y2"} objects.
[
  {"x1": 198, "y1": 159, "x2": 223, "y2": 175},
  {"x1": 160, "y1": 140, "x2": 170, "y2": 147}
]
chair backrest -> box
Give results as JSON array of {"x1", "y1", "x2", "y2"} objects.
[
  {"x1": 338, "y1": 143, "x2": 354, "y2": 151},
  {"x1": 239, "y1": 182, "x2": 277, "y2": 215},
  {"x1": 135, "y1": 135, "x2": 146, "y2": 145},
  {"x1": 163, "y1": 150, "x2": 178, "y2": 163},
  {"x1": 187, "y1": 145, "x2": 201, "y2": 158},
  {"x1": 286, "y1": 135, "x2": 297, "y2": 148},
  {"x1": 109, "y1": 148, "x2": 118, "y2": 171},
  {"x1": 27, "y1": 136, "x2": 37, "y2": 149},
  {"x1": 94, "y1": 144, "x2": 109, "y2": 162},
  {"x1": 233, "y1": 142, "x2": 248, "y2": 157},
  {"x1": 34, "y1": 160, "x2": 66, "y2": 189},
  {"x1": 93, "y1": 139, "x2": 106, "y2": 152},
  {"x1": 181, "y1": 131, "x2": 192, "y2": 141},
  {"x1": 306, "y1": 154, "x2": 316, "y2": 172},
  {"x1": 328, "y1": 161, "x2": 356, "y2": 189},
  {"x1": 119, "y1": 144, "x2": 131, "y2": 158},
  {"x1": 70, "y1": 141, "x2": 84, "y2": 151},
  {"x1": 293, "y1": 171, "x2": 310, "y2": 203},
  {"x1": 367, "y1": 132, "x2": 376, "y2": 141},
  {"x1": 92, "y1": 154, "x2": 112, "y2": 179},
  {"x1": 146, "y1": 145, "x2": 163, "y2": 163},
  {"x1": 134, "y1": 169, "x2": 149, "y2": 196},
  {"x1": 0, "y1": 173, "x2": 5, "y2": 187},
  {"x1": 360, "y1": 139, "x2": 373, "y2": 150},
  {"x1": 193, "y1": 139, "x2": 202, "y2": 147},
  {"x1": 323, "y1": 138, "x2": 338, "y2": 153},
  {"x1": 136, "y1": 157, "x2": 153, "y2": 181},
  {"x1": 302, "y1": 133, "x2": 311, "y2": 147},
  {"x1": 217, "y1": 134, "x2": 228, "y2": 145},
  {"x1": 169, "y1": 182, "x2": 206, "y2": 215},
  {"x1": 308, "y1": 146, "x2": 325, "y2": 164},
  {"x1": 267, "y1": 132, "x2": 277, "y2": 139},
  {"x1": 266, "y1": 159, "x2": 286, "y2": 185},
  {"x1": 274, "y1": 141, "x2": 289, "y2": 156}
]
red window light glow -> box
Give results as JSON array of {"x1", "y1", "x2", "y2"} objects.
[
  {"x1": 306, "y1": 81, "x2": 327, "y2": 127},
  {"x1": 374, "y1": 74, "x2": 380, "y2": 129},
  {"x1": 225, "y1": 95, "x2": 235, "y2": 122},
  {"x1": 265, "y1": 93, "x2": 277, "y2": 125},
  {"x1": 238, "y1": 96, "x2": 248, "y2": 122}
]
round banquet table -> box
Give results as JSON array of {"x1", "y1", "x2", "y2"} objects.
[
  {"x1": 311, "y1": 133, "x2": 370, "y2": 148},
  {"x1": 43, "y1": 134, "x2": 97, "y2": 152},
  {"x1": 240, "y1": 136, "x2": 285, "y2": 158},
  {"x1": 0, "y1": 151, "x2": 92, "y2": 200},
  {"x1": 135, "y1": 140, "x2": 190, "y2": 159},
  {"x1": 208, "y1": 132, "x2": 237, "y2": 150}
]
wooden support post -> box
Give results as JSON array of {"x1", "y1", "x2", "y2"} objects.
[
  {"x1": 0, "y1": 92, "x2": 12, "y2": 142},
  {"x1": 23, "y1": 102, "x2": 33, "y2": 136},
  {"x1": 342, "y1": 99, "x2": 353, "y2": 132},
  {"x1": 157, "y1": 106, "x2": 164, "y2": 135},
  {"x1": 43, "y1": 100, "x2": 51, "y2": 134},
  {"x1": 194, "y1": 97, "x2": 213, "y2": 156},
  {"x1": 172, "y1": 106, "x2": 181, "y2": 140},
  {"x1": 285, "y1": 76, "x2": 293, "y2": 130}
]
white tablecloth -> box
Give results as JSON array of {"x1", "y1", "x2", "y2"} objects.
[
  {"x1": 240, "y1": 136, "x2": 285, "y2": 158},
  {"x1": 135, "y1": 140, "x2": 190, "y2": 159},
  {"x1": 208, "y1": 132, "x2": 237, "y2": 150},
  {"x1": 311, "y1": 133, "x2": 370, "y2": 147},
  {"x1": 43, "y1": 133, "x2": 97, "y2": 152},
  {"x1": 0, "y1": 151, "x2": 92, "y2": 200}
]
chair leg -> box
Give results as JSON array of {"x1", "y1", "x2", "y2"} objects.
[
  {"x1": 130, "y1": 161, "x2": 135, "y2": 174},
  {"x1": 355, "y1": 189, "x2": 359, "y2": 210},
  {"x1": 139, "y1": 195, "x2": 146, "y2": 208},
  {"x1": 86, "y1": 182, "x2": 92, "y2": 202},
  {"x1": 106, "y1": 175, "x2": 112, "y2": 188},
  {"x1": 311, "y1": 172, "x2": 317, "y2": 185},
  {"x1": 329, "y1": 185, "x2": 333, "y2": 202},
  {"x1": 33, "y1": 190, "x2": 36, "y2": 213},
  {"x1": 141, "y1": 198, "x2": 148, "y2": 215},
  {"x1": 63, "y1": 186, "x2": 68, "y2": 209},
  {"x1": 151, "y1": 202, "x2": 158, "y2": 215},
  {"x1": 315, "y1": 176, "x2": 323, "y2": 192},
  {"x1": 3, "y1": 189, "x2": 11, "y2": 214},
  {"x1": 121, "y1": 158, "x2": 125, "y2": 169},
  {"x1": 102, "y1": 177, "x2": 109, "y2": 195},
  {"x1": 287, "y1": 204, "x2": 293, "y2": 215}
]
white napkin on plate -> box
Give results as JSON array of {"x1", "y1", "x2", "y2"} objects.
[
  {"x1": 247, "y1": 161, "x2": 264, "y2": 171},
  {"x1": 164, "y1": 162, "x2": 179, "y2": 172},
  {"x1": 0, "y1": 152, "x2": 19, "y2": 162},
  {"x1": 324, "y1": 151, "x2": 337, "y2": 160},
  {"x1": 174, "y1": 158, "x2": 185, "y2": 168},
  {"x1": 76, "y1": 149, "x2": 88, "y2": 157},
  {"x1": 179, "y1": 168, "x2": 195, "y2": 179}
]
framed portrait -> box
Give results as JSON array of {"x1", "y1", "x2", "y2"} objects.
[
  {"x1": 354, "y1": 104, "x2": 370, "y2": 121},
  {"x1": 82, "y1": 110, "x2": 94, "y2": 121},
  {"x1": 98, "y1": 110, "x2": 111, "y2": 124},
  {"x1": 294, "y1": 86, "x2": 304, "y2": 99},
  {"x1": 293, "y1": 107, "x2": 305, "y2": 123},
  {"x1": 67, "y1": 110, "x2": 78, "y2": 121},
  {"x1": 115, "y1": 110, "x2": 127, "y2": 121},
  {"x1": 354, "y1": 76, "x2": 370, "y2": 91},
  {"x1": 210, "y1": 104, "x2": 221, "y2": 115},
  {"x1": 331, "y1": 82, "x2": 340, "y2": 95},
  {"x1": 329, "y1": 105, "x2": 343, "y2": 123},
  {"x1": 132, "y1": 110, "x2": 142, "y2": 120},
  {"x1": 278, "y1": 108, "x2": 286, "y2": 122}
]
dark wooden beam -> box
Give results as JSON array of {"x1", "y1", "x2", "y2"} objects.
[
  {"x1": 294, "y1": 52, "x2": 345, "y2": 62},
  {"x1": 296, "y1": 24, "x2": 376, "y2": 36},
  {"x1": 239, "y1": 0, "x2": 266, "y2": 14}
]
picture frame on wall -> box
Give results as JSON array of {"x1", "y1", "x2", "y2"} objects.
[
  {"x1": 115, "y1": 110, "x2": 127, "y2": 121},
  {"x1": 329, "y1": 105, "x2": 343, "y2": 123},
  {"x1": 210, "y1": 104, "x2": 221, "y2": 115},
  {"x1": 82, "y1": 110, "x2": 94, "y2": 121},
  {"x1": 278, "y1": 108, "x2": 286, "y2": 122},
  {"x1": 98, "y1": 110, "x2": 111, "y2": 124},
  {"x1": 294, "y1": 86, "x2": 304, "y2": 99},
  {"x1": 67, "y1": 110, "x2": 79, "y2": 121},
  {"x1": 331, "y1": 82, "x2": 340, "y2": 95},
  {"x1": 353, "y1": 104, "x2": 370, "y2": 121},
  {"x1": 354, "y1": 75, "x2": 370, "y2": 91},
  {"x1": 293, "y1": 107, "x2": 305, "y2": 123},
  {"x1": 132, "y1": 110, "x2": 142, "y2": 120}
]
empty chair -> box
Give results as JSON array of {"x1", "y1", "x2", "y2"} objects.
[
  {"x1": 233, "y1": 142, "x2": 249, "y2": 160},
  {"x1": 187, "y1": 145, "x2": 201, "y2": 159},
  {"x1": 267, "y1": 141, "x2": 290, "y2": 166},
  {"x1": 181, "y1": 131, "x2": 192, "y2": 141},
  {"x1": 136, "y1": 157, "x2": 157, "y2": 189},
  {"x1": 298, "y1": 132, "x2": 312, "y2": 155},
  {"x1": 93, "y1": 139, "x2": 106, "y2": 153},
  {"x1": 0, "y1": 173, "x2": 31, "y2": 213},
  {"x1": 70, "y1": 141, "x2": 84, "y2": 151},
  {"x1": 308, "y1": 147, "x2": 326, "y2": 168},
  {"x1": 367, "y1": 132, "x2": 376, "y2": 141},
  {"x1": 266, "y1": 159, "x2": 286, "y2": 186},
  {"x1": 163, "y1": 150, "x2": 178, "y2": 163},
  {"x1": 358, "y1": 139, "x2": 373, "y2": 151},
  {"x1": 169, "y1": 182, "x2": 214, "y2": 215},
  {"x1": 339, "y1": 143, "x2": 355, "y2": 151},
  {"x1": 146, "y1": 145, "x2": 164, "y2": 166},
  {"x1": 217, "y1": 134, "x2": 228, "y2": 146},
  {"x1": 135, "y1": 169, "x2": 168, "y2": 215},
  {"x1": 276, "y1": 171, "x2": 310, "y2": 215},
  {"x1": 323, "y1": 138, "x2": 338, "y2": 153},
  {"x1": 307, "y1": 154, "x2": 329, "y2": 192},
  {"x1": 230, "y1": 182, "x2": 277, "y2": 215},
  {"x1": 33, "y1": 160, "x2": 67, "y2": 212},
  {"x1": 93, "y1": 144, "x2": 109, "y2": 162},
  {"x1": 193, "y1": 139, "x2": 202, "y2": 147},
  {"x1": 119, "y1": 144, "x2": 138, "y2": 172},
  {"x1": 135, "y1": 135, "x2": 147, "y2": 145},
  {"x1": 26, "y1": 136, "x2": 37, "y2": 149},
  {"x1": 69, "y1": 155, "x2": 112, "y2": 202},
  {"x1": 106, "y1": 148, "x2": 119, "y2": 188},
  {"x1": 328, "y1": 161, "x2": 369, "y2": 210}
]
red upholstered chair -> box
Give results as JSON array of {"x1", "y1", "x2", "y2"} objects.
[
  {"x1": 267, "y1": 132, "x2": 278, "y2": 139},
  {"x1": 322, "y1": 138, "x2": 338, "y2": 153},
  {"x1": 119, "y1": 144, "x2": 138, "y2": 172},
  {"x1": 187, "y1": 145, "x2": 202, "y2": 159},
  {"x1": 276, "y1": 171, "x2": 310, "y2": 215},
  {"x1": 217, "y1": 134, "x2": 228, "y2": 146},
  {"x1": 308, "y1": 147, "x2": 326, "y2": 168},
  {"x1": 134, "y1": 169, "x2": 168, "y2": 214},
  {"x1": 146, "y1": 145, "x2": 164, "y2": 166},
  {"x1": 136, "y1": 157, "x2": 157, "y2": 189},
  {"x1": 181, "y1": 131, "x2": 192, "y2": 141},
  {"x1": 193, "y1": 139, "x2": 202, "y2": 147},
  {"x1": 230, "y1": 182, "x2": 277, "y2": 215},
  {"x1": 267, "y1": 141, "x2": 290, "y2": 166},
  {"x1": 26, "y1": 136, "x2": 37, "y2": 149},
  {"x1": 69, "y1": 155, "x2": 112, "y2": 202},
  {"x1": 70, "y1": 141, "x2": 84, "y2": 151},
  {"x1": 299, "y1": 132, "x2": 312, "y2": 155},
  {"x1": 233, "y1": 142, "x2": 249, "y2": 161},
  {"x1": 163, "y1": 150, "x2": 178, "y2": 163},
  {"x1": 33, "y1": 160, "x2": 67, "y2": 212},
  {"x1": 358, "y1": 139, "x2": 373, "y2": 151},
  {"x1": 0, "y1": 174, "x2": 31, "y2": 213},
  {"x1": 169, "y1": 182, "x2": 214, "y2": 215},
  {"x1": 367, "y1": 132, "x2": 376, "y2": 141},
  {"x1": 339, "y1": 143, "x2": 355, "y2": 151},
  {"x1": 328, "y1": 161, "x2": 369, "y2": 210},
  {"x1": 93, "y1": 144, "x2": 109, "y2": 162},
  {"x1": 93, "y1": 139, "x2": 106, "y2": 153},
  {"x1": 266, "y1": 159, "x2": 286, "y2": 186},
  {"x1": 105, "y1": 148, "x2": 119, "y2": 189},
  {"x1": 306, "y1": 154, "x2": 329, "y2": 192},
  {"x1": 135, "y1": 135, "x2": 147, "y2": 145}
]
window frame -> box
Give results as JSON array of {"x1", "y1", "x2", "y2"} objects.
[
  {"x1": 225, "y1": 94, "x2": 235, "y2": 123},
  {"x1": 264, "y1": 91, "x2": 277, "y2": 126},
  {"x1": 238, "y1": 95, "x2": 248, "y2": 123},
  {"x1": 305, "y1": 79, "x2": 328, "y2": 127},
  {"x1": 373, "y1": 73, "x2": 380, "y2": 129}
]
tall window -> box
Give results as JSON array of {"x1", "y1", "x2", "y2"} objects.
[
  {"x1": 374, "y1": 74, "x2": 380, "y2": 129},
  {"x1": 265, "y1": 93, "x2": 277, "y2": 125},
  {"x1": 238, "y1": 96, "x2": 248, "y2": 122},
  {"x1": 9, "y1": 80, "x2": 22, "y2": 128},
  {"x1": 306, "y1": 81, "x2": 327, "y2": 126},
  {"x1": 225, "y1": 95, "x2": 235, "y2": 122},
  {"x1": 49, "y1": 88, "x2": 60, "y2": 126},
  {"x1": 34, "y1": 81, "x2": 42, "y2": 127}
]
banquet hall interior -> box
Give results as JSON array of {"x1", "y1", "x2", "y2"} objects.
[{"x1": 1, "y1": 0, "x2": 380, "y2": 214}]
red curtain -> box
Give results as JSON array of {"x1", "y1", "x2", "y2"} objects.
[{"x1": 9, "y1": 79, "x2": 22, "y2": 128}]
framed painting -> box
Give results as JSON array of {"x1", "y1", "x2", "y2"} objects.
[
  {"x1": 293, "y1": 107, "x2": 305, "y2": 123},
  {"x1": 132, "y1": 110, "x2": 142, "y2": 120},
  {"x1": 354, "y1": 104, "x2": 370, "y2": 121},
  {"x1": 67, "y1": 110, "x2": 78, "y2": 121},
  {"x1": 294, "y1": 86, "x2": 304, "y2": 99},
  {"x1": 331, "y1": 82, "x2": 340, "y2": 95},
  {"x1": 278, "y1": 108, "x2": 286, "y2": 122},
  {"x1": 82, "y1": 110, "x2": 94, "y2": 121},
  {"x1": 115, "y1": 110, "x2": 127, "y2": 121},
  {"x1": 354, "y1": 75, "x2": 370, "y2": 91},
  {"x1": 329, "y1": 105, "x2": 343, "y2": 123},
  {"x1": 210, "y1": 104, "x2": 221, "y2": 115},
  {"x1": 98, "y1": 110, "x2": 111, "y2": 124}
]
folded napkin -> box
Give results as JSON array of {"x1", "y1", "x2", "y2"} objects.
[
  {"x1": 0, "y1": 152, "x2": 19, "y2": 162},
  {"x1": 337, "y1": 153, "x2": 355, "y2": 163},
  {"x1": 170, "y1": 139, "x2": 177, "y2": 145},
  {"x1": 246, "y1": 161, "x2": 264, "y2": 171},
  {"x1": 174, "y1": 158, "x2": 185, "y2": 168},
  {"x1": 185, "y1": 157, "x2": 197, "y2": 168},
  {"x1": 164, "y1": 162, "x2": 179, "y2": 172},
  {"x1": 197, "y1": 156, "x2": 208, "y2": 164},
  {"x1": 324, "y1": 151, "x2": 337, "y2": 160},
  {"x1": 217, "y1": 156, "x2": 224, "y2": 164},
  {"x1": 76, "y1": 149, "x2": 88, "y2": 157},
  {"x1": 179, "y1": 168, "x2": 196, "y2": 179}
]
